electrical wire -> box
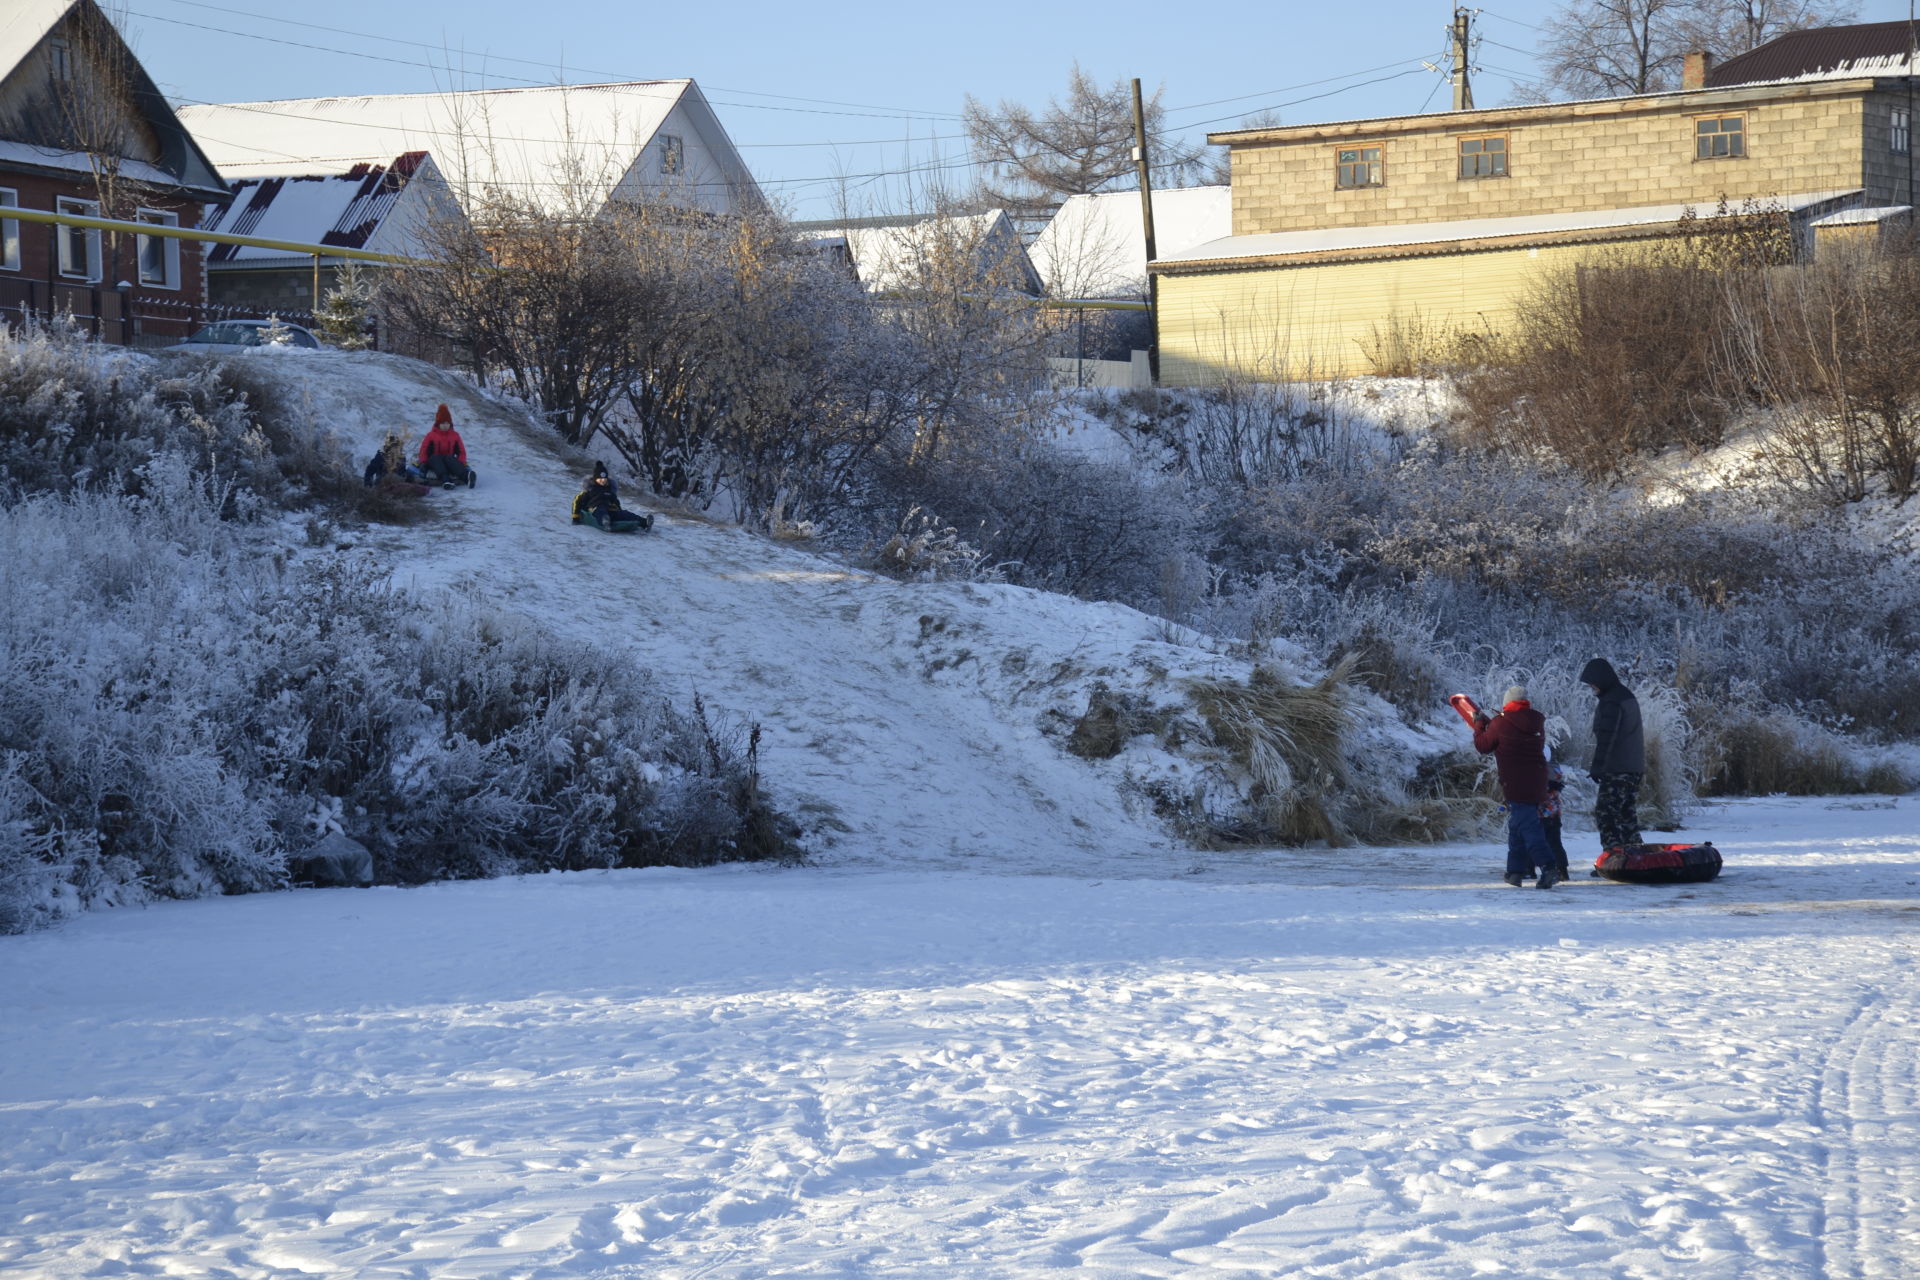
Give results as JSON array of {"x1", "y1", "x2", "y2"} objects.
[
  {"x1": 1181, "y1": 65, "x2": 1441, "y2": 129},
  {"x1": 137, "y1": 0, "x2": 966, "y2": 118}
]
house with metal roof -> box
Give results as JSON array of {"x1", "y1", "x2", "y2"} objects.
[
  {"x1": 792, "y1": 209, "x2": 1040, "y2": 296},
  {"x1": 176, "y1": 81, "x2": 761, "y2": 224},
  {"x1": 0, "y1": 0, "x2": 229, "y2": 344},
  {"x1": 1152, "y1": 41, "x2": 1919, "y2": 384},
  {"x1": 196, "y1": 150, "x2": 465, "y2": 318}
]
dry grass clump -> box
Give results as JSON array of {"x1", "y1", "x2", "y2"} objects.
[
  {"x1": 1187, "y1": 658, "x2": 1356, "y2": 846},
  {"x1": 1691, "y1": 702, "x2": 1914, "y2": 797}
]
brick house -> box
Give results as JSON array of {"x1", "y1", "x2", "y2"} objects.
[
  {"x1": 1151, "y1": 29, "x2": 1918, "y2": 384},
  {"x1": 0, "y1": 0, "x2": 229, "y2": 345}
]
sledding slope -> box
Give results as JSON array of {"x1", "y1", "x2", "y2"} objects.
[{"x1": 232, "y1": 349, "x2": 1292, "y2": 872}]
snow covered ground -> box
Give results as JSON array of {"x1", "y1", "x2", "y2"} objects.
[
  {"x1": 2, "y1": 798, "x2": 1916, "y2": 1278},
  {"x1": 3, "y1": 352, "x2": 1917, "y2": 1277}
]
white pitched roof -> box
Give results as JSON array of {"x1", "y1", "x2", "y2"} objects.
[
  {"x1": 1029, "y1": 186, "x2": 1232, "y2": 298},
  {"x1": 1158, "y1": 191, "x2": 1855, "y2": 265},
  {"x1": 178, "y1": 81, "x2": 759, "y2": 218},
  {"x1": 796, "y1": 210, "x2": 1038, "y2": 294}
]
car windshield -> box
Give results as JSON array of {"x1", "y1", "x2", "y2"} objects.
[
  {"x1": 186, "y1": 323, "x2": 265, "y2": 346},
  {"x1": 184, "y1": 321, "x2": 319, "y2": 349}
]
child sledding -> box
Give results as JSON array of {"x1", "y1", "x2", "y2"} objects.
[
  {"x1": 418, "y1": 404, "x2": 477, "y2": 489},
  {"x1": 571, "y1": 462, "x2": 651, "y2": 532}
]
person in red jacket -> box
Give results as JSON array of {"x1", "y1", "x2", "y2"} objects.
[
  {"x1": 1471, "y1": 684, "x2": 1560, "y2": 888},
  {"x1": 416, "y1": 404, "x2": 473, "y2": 488}
]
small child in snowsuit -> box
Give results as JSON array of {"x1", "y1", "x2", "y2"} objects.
[
  {"x1": 363, "y1": 434, "x2": 430, "y2": 495},
  {"x1": 1541, "y1": 758, "x2": 1571, "y2": 881}
]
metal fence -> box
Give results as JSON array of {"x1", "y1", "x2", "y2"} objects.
[{"x1": 0, "y1": 276, "x2": 323, "y2": 350}]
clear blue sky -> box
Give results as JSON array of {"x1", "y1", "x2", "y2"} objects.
[{"x1": 119, "y1": 0, "x2": 1916, "y2": 219}]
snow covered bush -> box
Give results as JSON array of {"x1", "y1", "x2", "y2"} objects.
[
  {"x1": 0, "y1": 474, "x2": 790, "y2": 933},
  {"x1": 0, "y1": 320, "x2": 377, "y2": 517},
  {"x1": 858, "y1": 438, "x2": 1195, "y2": 605}
]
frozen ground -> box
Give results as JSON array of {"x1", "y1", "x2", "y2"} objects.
[
  {"x1": 1, "y1": 798, "x2": 1916, "y2": 1278},
  {"x1": 2, "y1": 353, "x2": 1917, "y2": 1277}
]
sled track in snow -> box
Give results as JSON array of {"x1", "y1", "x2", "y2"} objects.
[{"x1": 1816, "y1": 980, "x2": 1920, "y2": 1279}]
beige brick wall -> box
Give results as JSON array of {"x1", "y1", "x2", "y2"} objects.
[{"x1": 1228, "y1": 86, "x2": 1873, "y2": 235}]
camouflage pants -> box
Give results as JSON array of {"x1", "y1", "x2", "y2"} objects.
[{"x1": 1594, "y1": 772, "x2": 1644, "y2": 850}]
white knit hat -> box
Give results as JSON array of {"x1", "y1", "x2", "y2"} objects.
[{"x1": 1502, "y1": 685, "x2": 1528, "y2": 705}]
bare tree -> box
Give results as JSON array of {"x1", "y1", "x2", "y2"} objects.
[
  {"x1": 963, "y1": 65, "x2": 1203, "y2": 235},
  {"x1": 1529, "y1": 0, "x2": 1856, "y2": 98},
  {"x1": 1671, "y1": 0, "x2": 1860, "y2": 58}
]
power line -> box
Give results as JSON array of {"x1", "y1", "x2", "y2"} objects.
[
  {"x1": 133, "y1": 0, "x2": 968, "y2": 118},
  {"x1": 1162, "y1": 55, "x2": 1443, "y2": 116},
  {"x1": 1181, "y1": 65, "x2": 1442, "y2": 129},
  {"x1": 1478, "y1": 8, "x2": 1545, "y2": 32},
  {"x1": 129, "y1": 9, "x2": 965, "y2": 121}
]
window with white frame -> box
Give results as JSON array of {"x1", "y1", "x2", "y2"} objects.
[
  {"x1": 0, "y1": 189, "x2": 19, "y2": 273},
  {"x1": 1894, "y1": 107, "x2": 1911, "y2": 155},
  {"x1": 137, "y1": 209, "x2": 180, "y2": 288},
  {"x1": 55, "y1": 196, "x2": 100, "y2": 280},
  {"x1": 659, "y1": 134, "x2": 684, "y2": 175}
]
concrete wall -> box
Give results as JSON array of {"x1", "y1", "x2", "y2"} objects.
[{"x1": 1226, "y1": 83, "x2": 1876, "y2": 236}]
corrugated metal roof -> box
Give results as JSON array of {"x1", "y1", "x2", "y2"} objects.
[
  {"x1": 1707, "y1": 21, "x2": 1919, "y2": 86},
  {"x1": 201, "y1": 153, "x2": 428, "y2": 263}
]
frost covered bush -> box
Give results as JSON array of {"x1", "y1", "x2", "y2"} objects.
[
  {"x1": 0, "y1": 475, "x2": 788, "y2": 933},
  {"x1": 856, "y1": 434, "x2": 1195, "y2": 607},
  {"x1": 0, "y1": 321, "x2": 374, "y2": 516}
]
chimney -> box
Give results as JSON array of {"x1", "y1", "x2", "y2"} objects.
[{"x1": 1683, "y1": 50, "x2": 1716, "y2": 90}]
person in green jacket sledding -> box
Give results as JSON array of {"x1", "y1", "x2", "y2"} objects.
[{"x1": 571, "y1": 462, "x2": 651, "y2": 532}]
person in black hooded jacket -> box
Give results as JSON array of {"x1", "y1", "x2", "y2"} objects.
[{"x1": 1579, "y1": 657, "x2": 1644, "y2": 850}]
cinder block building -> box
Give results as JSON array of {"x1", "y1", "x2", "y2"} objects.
[{"x1": 1152, "y1": 28, "x2": 1919, "y2": 384}]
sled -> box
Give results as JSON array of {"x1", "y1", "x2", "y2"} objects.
[
  {"x1": 1593, "y1": 841, "x2": 1722, "y2": 885},
  {"x1": 1448, "y1": 694, "x2": 1483, "y2": 727},
  {"x1": 589, "y1": 509, "x2": 651, "y2": 533}
]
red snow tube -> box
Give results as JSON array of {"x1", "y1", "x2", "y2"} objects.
[{"x1": 1594, "y1": 842, "x2": 1722, "y2": 884}]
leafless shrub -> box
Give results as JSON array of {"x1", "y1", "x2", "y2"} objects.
[
  {"x1": 1451, "y1": 202, "x2": 1790, "y2": 477},
  {"x1": 1726, "y1": 245, "x2": 1920, "y2": 504}
]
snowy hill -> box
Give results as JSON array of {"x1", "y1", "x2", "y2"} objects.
[{"x1": 224, "y1": 349, "x2": 1443, "y2": 873}]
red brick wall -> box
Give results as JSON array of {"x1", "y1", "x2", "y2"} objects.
[{"x1": 0, "y1": 168, "x2": 214, "y2": 345}]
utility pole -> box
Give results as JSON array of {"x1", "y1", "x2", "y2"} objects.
[
  {"x1": 1132, "y1": 77, "x2": 1160, "y2": 385},
  {"x1": 1451, "y1": 8, "x2": 1475, "y2": 111}
]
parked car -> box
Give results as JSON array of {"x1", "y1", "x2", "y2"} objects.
[{"x1": 174, "y1": 319, "x2": 323, "y2": 352}]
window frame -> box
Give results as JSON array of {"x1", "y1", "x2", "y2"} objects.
[
  {"x1": 659, "y1": 133, "x2": 684, "y2": 176},
  {"x1": 1457, "y1": 133, "x2": 1509, "y2": 179},
  {"x1": 1694, "y1": 113, "x2": 1747, "y2": 160},
  {"x1": 55, "y1": 196, "x2": 101, "y2": 281},
  {"x1": 0, "y1": 189, "x2": 19, "y2": 273},
  {"x1": 49, "y1": 38, "x2": 71, "y2": 83},
  {"x1": 1334, "y1": 143, "x2": 1386, "y2": 190},
  {"x1": 1894, "y1": 106, "x2": 1912, "y2": 156},
  {"x1": 136, "y1": 208, "x2": 181, "y2": 289}
]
